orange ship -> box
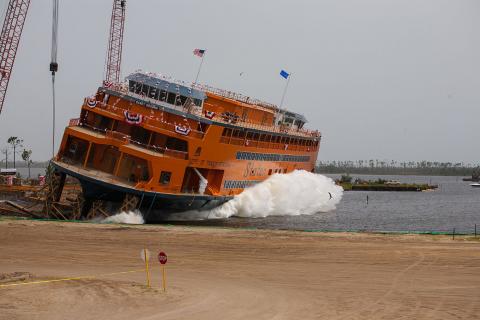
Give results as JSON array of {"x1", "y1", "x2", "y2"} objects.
[{"x1": 52, "y1": 72, "x2": 321, "y2": 221}]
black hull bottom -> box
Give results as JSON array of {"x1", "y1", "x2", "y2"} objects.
[{"x1": 53, "y1": 162, "x2": 232, "y2": 223}]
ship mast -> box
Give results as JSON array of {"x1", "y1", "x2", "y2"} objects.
[
  {"x1": 0, "y1": 0, "x2": 31, "y2": 114},
  {"x1": 105, "y1": 0, "x2": 126, "y2": 85}
]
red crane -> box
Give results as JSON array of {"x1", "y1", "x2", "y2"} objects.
[
  {"x1": 0, "y1": 0, "x2": 127, "y2": 115},
  {"x1": 0, "y1": 0, "x2": 31, "y2": 114},
  {"x1": 104, "y1": 0, "x2": 126, "y2": 86}
]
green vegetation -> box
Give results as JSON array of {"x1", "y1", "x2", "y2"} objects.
[
  {"x1": 21, "y1": 149, "x2": 33, "y2": 179},
  {"x1": 317, "y1": 160, "x2": 479, "y2": 176},
  {"x1": 1, "y1": 136, "x2": 45, "y2": 171},
  {"x1": 7, "y1": 137, "x2": 23, "y2": 169},
  {"x1": 337, "y1": 177, "x2": 437, "y2": 192}
]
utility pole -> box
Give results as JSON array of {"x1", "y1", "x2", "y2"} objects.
[{"x1": 1, "y1": 147, "x2": 9, "y2": 169}]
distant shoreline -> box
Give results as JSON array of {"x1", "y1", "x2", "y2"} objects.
[{"x1": 317, "y1": 169, "x2": 470, "y2": 177}]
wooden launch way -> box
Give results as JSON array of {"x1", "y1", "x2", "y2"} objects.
[{"x1": 0, "y1": 167, "x2": 136, "y2": 221}]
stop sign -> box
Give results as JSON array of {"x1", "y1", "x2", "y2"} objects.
[{"x1": 158, "y1": 252, "x2": 167, "y2": 265}]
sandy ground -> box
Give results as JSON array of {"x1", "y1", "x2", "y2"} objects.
[{"x1": 0, "y1": 219, "x2": 479, "y2": 320}]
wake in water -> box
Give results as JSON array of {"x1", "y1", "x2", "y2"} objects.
[
  {"x1": 101, "y1": 210, "x2": 145, "y2": 225},
  {"x1": 169, "y1": 170, "x2": 343, "y2": 220}
]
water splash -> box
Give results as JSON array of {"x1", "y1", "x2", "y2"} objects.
[
  {"x1": 170, "y1": 170, "x2": 343, "y2": 220},
  {"x1": 101, "y1": 210, "x2": 145, "y2": 225}
]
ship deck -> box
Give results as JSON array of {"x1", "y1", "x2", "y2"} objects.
[
  {"x1": 52, "y1": 160, "x2": 231, "y2": 201},
  {"x1": 105, "y1": 87, "x2": 321, "y2": 139}
]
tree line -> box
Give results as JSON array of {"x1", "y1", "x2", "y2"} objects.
[
  {"x1": 1, "y1": 136, "x2": 37, "y2": 178},
  {"x1": 316, "y1": 160, "x2": 480, "y2": 176}
]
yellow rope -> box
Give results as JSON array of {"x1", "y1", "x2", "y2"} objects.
[{"x1": 0, "y1": 269, "x2": 144, "y2": 288}]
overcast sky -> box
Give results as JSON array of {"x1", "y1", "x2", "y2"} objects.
[{"x1": 0, "y1": 0, "x2": 479, "y2": 163}]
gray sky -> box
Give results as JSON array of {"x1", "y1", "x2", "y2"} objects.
[{"x1": 0, "y1": 0, "x2": 479, "y2": 163}]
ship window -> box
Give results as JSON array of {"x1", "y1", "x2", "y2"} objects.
[
  {"x1": 174, "y1": 95, "x2": 184, "y2": 106},
  {"x1": 253, "y1": 133, "x2": 259, "y2": 141},
  {"x1": 167, "y1": 92, "x2": 176, "y2": 105},
  {"x1": 149, "y1": 88, "x2": 159, "y2": 100},
  {"x1": 131, "y1": 126, "x2": 151, "y2": 146},
  {"x1": 92, "y1": 114, "x2": 113, "y2": 132},
  {"x1": 129, "y1": 81, "x2": 136, "y2": 92},
  {"x1": 160, "y1": 171, "x2": 172, "y2": 185},
  {"x1": 193, "y1": 99, "x2": 202, "y2": 106},
  {"x1": 159, "y1": 90, "x2": 168, "y2": 102},
  {"x1": 141, "y1": 84, "x2": 149, "y2": 96},
  {"x1": 179, "y1": 95, "x2": 188, "y2": 106},
  {"x1": 130, "y1": 81, "x2": 141, "y2": 94},
  {"x1": 268, "y1": 169, "x2": 272, "y2": 175},
  {"x1": 166, "y1": 136, "x2": 188, "y2": 152},
  {"x1": 223, "y1": 128, "x2": 233, "y2": 137}
]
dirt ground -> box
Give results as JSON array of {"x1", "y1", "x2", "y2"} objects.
[{"x1": 0, "y1": 219, "x2": 479, "y2": 320}]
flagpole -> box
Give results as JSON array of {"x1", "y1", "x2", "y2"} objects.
[
  {"x1": 280, "y1": 74, "x2": 291, "y2": 122},
  {"x1": 194, "y1": 53, "x2": 206, "y2": 84}
]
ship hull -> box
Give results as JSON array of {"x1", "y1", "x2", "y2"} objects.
[{"x1": 52, "y1": 162, "x2": 232, "y2": 222}]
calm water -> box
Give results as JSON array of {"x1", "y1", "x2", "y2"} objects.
[
  {"x1": 4, "y1": 167, "x2": 46, "y2": 178},
  {"x1": 171, "y1": 175, "x2": 480, "y2": 234}
]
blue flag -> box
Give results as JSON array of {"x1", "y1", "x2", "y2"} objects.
[{"x1": 280, "y1": 70, "x2": 290, "y2": 79}]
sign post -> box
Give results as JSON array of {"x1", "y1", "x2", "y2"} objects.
[
  {"x1": 158, "y1": 251, "x2": 168, "y2": 292},
  {"x1": 141, "y1": 248, "x2": 151, "y2": 288}
]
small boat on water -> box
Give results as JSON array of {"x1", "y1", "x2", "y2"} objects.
[{"x1": 470, "y1": 183, "x2": 480, "y2": 188}]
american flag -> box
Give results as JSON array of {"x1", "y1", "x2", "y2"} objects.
[{"x1": 193, "y1": 49, "x2": 206, "y2": 57}]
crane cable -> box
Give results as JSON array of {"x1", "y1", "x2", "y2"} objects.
[{"x1": 50, "y1": 0, "x2": 59, "y2": 159}]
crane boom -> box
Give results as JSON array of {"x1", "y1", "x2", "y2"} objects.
[
  {"x1": 0, "y1": 0, "x2": 31, "y2": 114},
  {"x1": 105, "y1": 0, "x2": 126, "y2": 85}
]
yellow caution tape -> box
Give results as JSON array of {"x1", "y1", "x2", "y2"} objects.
[{"x1": 0, "y1": 269, "x2": 145, "y2": 288}]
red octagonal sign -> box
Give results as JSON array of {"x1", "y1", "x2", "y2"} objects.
[{"x1": 158, "y1": 251, "x2": 167, "y2": 265}]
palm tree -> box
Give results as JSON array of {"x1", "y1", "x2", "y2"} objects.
[
  {"x1": 7, "y1": 137, "x2": 23, "y2": 169},
  {"x1": 21, "y1": 149, "x2": 33, "y2": 179}
]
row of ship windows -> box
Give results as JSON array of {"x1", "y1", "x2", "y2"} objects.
[
  {"x1": 236, "y1": 152, "x2": 310, "y2": 163},
  {"x1": 224, "y1": 180, "x2": 260, "y2": 189},
  {"x1": 222, "y1": 128, "x2": 319, "y2": 147},
  {"x1": 129, "y1": 81, "x2": 203, "y2": 107}
]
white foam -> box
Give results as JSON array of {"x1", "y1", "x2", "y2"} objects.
[
  {"x1": 101, "y1": 210, "x2": 145, "y2": 225},
  {"x1": 170, "y1": 170, "x2": 343, "y2": 220}
]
